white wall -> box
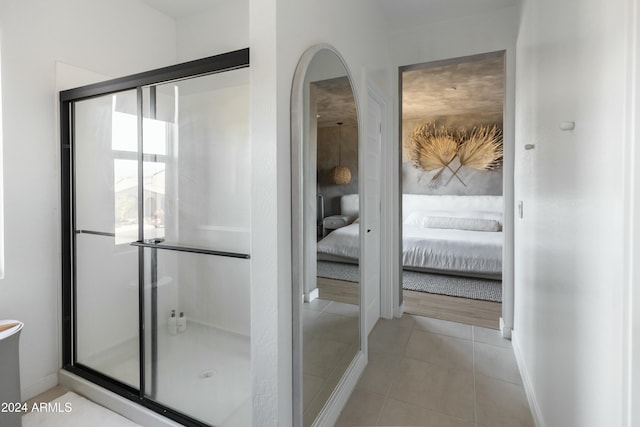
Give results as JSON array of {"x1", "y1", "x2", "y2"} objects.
[
  {"x1": 388, "y1": 5, "x2": 520, "y2": 329},
  {"x1": 249, "y1": 0, "x2": 393, "y2": 424},
  {"x1": 176, "y1": 0, "x2": 249, "y2": 62},
  {"x1": 514, "y1": 0, "x2": 630, "y2": 425},
  {"x1": 0, "y1": 0, "x2": 176, "y2": 400}
]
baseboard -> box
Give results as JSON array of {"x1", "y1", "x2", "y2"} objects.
[
  {"x1": 305, "y1": 288, "x2": 319, "y2": 302},
  {"x1": 500, "y1": 317, "x2": 512, "y2": 340},
  {"x1": 312, "y1": 351, "x2": 366, "y2": 427},
  {"x1": 394, "y1": 302, "x2": 405, "y2": 318},
  {"x1": 511, "y1": 330, "x2": 545, "y2": 427},
  {"x1": 58, "y1": 370, "x2": 181, "y2": 427},
  {"x1": 22, "y1": 372, "x2": 59, "y2": 401}
]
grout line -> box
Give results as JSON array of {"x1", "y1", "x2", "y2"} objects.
[
  {"x1": 372, "y1": 316, "x2": 409, "y2": 426},
  {"x1": 374, "y1": 388, "x2": 391, "y2": 426}
]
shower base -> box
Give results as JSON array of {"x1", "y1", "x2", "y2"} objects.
[{"x1": 68, "y1": 323, "x2": 250, "y2": 426}]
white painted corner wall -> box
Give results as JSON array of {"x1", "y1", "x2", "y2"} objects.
[
  {"x1": 0, "y1": 0, "x2": 176, "y2": 400},
  {"x1": 514, "y1": 0, "x2": 631, "y2": 425}
]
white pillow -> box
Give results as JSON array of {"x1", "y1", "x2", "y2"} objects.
[
  {"x1": 422, "y1": 216, "x2": 502, "y2": 232},
  {"x1": 403, "y1": 210, "x2": 502, "y2": 226}
]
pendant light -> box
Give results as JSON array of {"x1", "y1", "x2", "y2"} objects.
[{"x1": 329, "y1": 122, "x2": 352, "y2": 185}]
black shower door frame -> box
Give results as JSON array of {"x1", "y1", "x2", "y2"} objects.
[{"x1": 60, "y1": 48, "x2": 250, "y2": 427}]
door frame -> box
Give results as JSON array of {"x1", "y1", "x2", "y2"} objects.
[
  {"x1": 368, "y1": 81, "x2": 396, "y2": 321},
  {"x1": 362, "y1": 80, "x2": 384, "y2": 334},
  {"x1": 393, "y1": 51, "x2": 515, "y2": 336}
]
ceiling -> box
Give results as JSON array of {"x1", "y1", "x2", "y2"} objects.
[
  {"x1": 402, "y1": 53, "x2": 505, "y2": 120},
  {"x1": 140, "y1": 0, "x2": 521, "y2": 27},
  {"x1": 138, "y1": 0, "x2": 509, "y2": 126},
  {"x1": 312, "y1": 78, "x2": 357, "y2": 128},
  {"x1": 313, "y1": 53, "x2": 504, "y2": 127},
  {"x1": 374, "y1": 0, "x2": 520, "y2": 29},
  {"x1": 138, "y1": 0, "x2": 221, "y2": 19}
]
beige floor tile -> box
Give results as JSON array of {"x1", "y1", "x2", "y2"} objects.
[
  {"x1": 303, "y1": 374, "x2": 325, "y2": 411},
  {"x1": 411, "y1": 315, "x2": 472, "y2": 340},
  {"x1": 334, "y1": 389, "x2": 386, "y2": 427},
  {"x1": 388, "y1": 358, "x2": 475, "y2": 421},
  {"x1": 475, "y1": 374, "x2": 534, "y2": 427},
  {"x1": 328, "y1": 314, "x2": 535, "y2": 427},
  {"x1": 328, "y1": 343, "x2": 360, "y2": 384},
  {"x1": 302, "y1": 309, "x2": 329, "y2": 337},
  {"x1": 474, "y1": 342, "x2": 522, "y2": 384},
  {"x1": 303, "y1": 385, "x2": 331, "y2": 427},
  {"x1": 404, "y1": 329, "x2": 473, "y2": 372},
  {"x1": 368, "y1": 319, "x2": 413, "y2": 357},
  {"x1": 23, "y1": 386, "x2": 69, "y2": 414},
  {"x1": 320, "y1": 316, "x2": 360, "y2": 345},
  {"x1": 304, "y1": 370, "x2": 346, "y2": 427},
  {"x1": 303, "y1": 298, "x2": 333, "y2": 312},
  {"x1": 304, "y1": 309, "x2": 359, "y2": 345},
  {"x1": 377, "y1": 398, "x2": 474, "y2": 427},
  {"x1": 323, "y1": 301, "x2": 360, "y2": 318},
  {"x1": 355, "y1": 352, "x2": 402, "y2": 396},
  {"x1": 473, "y1": 325, "x2": 511, "y2": 348},
  {"x1": 303, "y1": 336, "x2": 350, "y2": 378},
  {"x1": 395, "y1": 314, "x2": 422, "y2": 329}
]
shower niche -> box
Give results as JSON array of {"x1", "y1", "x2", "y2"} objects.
[{"x1": 60, "y1": 49, "x2": 251, "y2": 427}]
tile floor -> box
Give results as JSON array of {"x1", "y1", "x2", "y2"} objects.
[
  {"x1": 26, "y1": 314, "x2": 534, "y2": 427},
  {"x1": 303, "y1": 298, "x2": 360, "y2": 426},
  {"x1": 334, "y1": 315, "x2": 535, "y2": 427}
]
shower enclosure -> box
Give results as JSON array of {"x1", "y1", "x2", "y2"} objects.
[{"x1": 60, "y1": 49, "x2": 250, "y2": 427}]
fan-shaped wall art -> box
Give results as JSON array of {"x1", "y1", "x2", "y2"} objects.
[{"x1": 408, "y1": 122, "x2": 503, "y2": 187}]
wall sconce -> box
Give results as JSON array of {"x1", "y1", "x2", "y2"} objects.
[{"x1": 329, "y1": 122, "x2": 351, "y2": 185}]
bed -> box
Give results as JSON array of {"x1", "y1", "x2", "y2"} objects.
[{"x1": 317, "y1": 194, "x2": 503, "y2": 280}]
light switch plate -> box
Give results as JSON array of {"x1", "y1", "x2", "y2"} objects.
[{"x1": 518, "y1": 200, "x2": 524, "y2": 219}]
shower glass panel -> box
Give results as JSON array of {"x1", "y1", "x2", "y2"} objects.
[
  {"x1": 74, "y1": 90, "x2": 140, "y2": 388},
  {"x1": 62, "y1": 49, "x2": 251, "y2": 427},
  {"x1": 140, "y1": 69, "x2": 251, "y2": 426},
  {"x1": 143, "y1": 249, "x2": 250, "y2": 426}
]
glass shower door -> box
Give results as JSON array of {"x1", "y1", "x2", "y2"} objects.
[
  {"x1": 137, "y1": 69, "x2": 251, "y2": 426},
  {"x1": 64, "y1": 49, "x2": 251, "y2": 427},
  {"x1": 74, "y1": 89, "x2": 141, "y2": 389}
]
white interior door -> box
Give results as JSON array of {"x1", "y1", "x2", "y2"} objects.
[{"x1": 363, "y1": 88, "x2": 382, "y2": 336}]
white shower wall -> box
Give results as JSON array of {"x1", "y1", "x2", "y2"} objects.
[{"x1": 170, "y1": 74, "x2": 250, "y2": 337}]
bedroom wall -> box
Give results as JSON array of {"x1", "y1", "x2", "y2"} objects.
[
  {"x1": 249, "y1": 0, "x2": 392, "y2": 423},
  {"x1": 0, "y1": 0, "x2": 176, "y2": 400},
  {"x1": 318, "y1": 124, "x2": 359, "y2": 217},
  {"x1": 402, "y1": 114, "x2": 503, "y2": 196},
  {"x1": 513, "y1": 0, "x2": 630, "y2": 425}
]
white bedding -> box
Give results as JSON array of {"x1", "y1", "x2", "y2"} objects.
[{"x1": 317, "y1": 222, "x2": 502, "y2": 278}]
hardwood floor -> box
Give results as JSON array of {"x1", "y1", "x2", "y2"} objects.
[
  {"x1": 316, "y1": 277, "x2": 501, "y2": 329},
  {"x1": 316, "y1": 277, "x2": 359, "y2": 305},
  {"x1": 403, "y1": 289, "x2": 501, "y2": 329}
]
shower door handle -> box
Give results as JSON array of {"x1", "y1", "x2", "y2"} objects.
[{"x1": 130, "y1": 240, "x2": 250, "y2": 259}]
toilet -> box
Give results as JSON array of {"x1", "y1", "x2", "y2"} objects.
[{"x1": 0, "y1": 320, "x2": 24, "y2": 427}]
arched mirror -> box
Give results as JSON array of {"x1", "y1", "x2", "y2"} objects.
[{"x1": 292, "y1": 46, "x2": 362, "y2": 426}]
